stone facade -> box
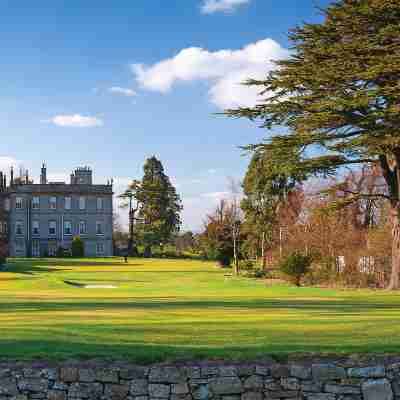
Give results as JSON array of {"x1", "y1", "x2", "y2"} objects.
[
  {"x1": 0, "y1": 165, "x2": 113, "y2": 257},
  {"x1": 1, "y1": 359, "x2": 400, "y2": 399}
]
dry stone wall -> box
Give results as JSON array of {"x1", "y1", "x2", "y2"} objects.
[{"x1": 0, "y1": 359, "x2": 400, "y2": 400}]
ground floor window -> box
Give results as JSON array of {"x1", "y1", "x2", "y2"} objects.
[
  {"x1": 48, "y1": 241, "x2": 57, "y2": 257},
  {"x1": 32, "y1": 240, "x2": 40, "y2": 257},
  {"x1": 96, "y1": 242, "x2": 104, "y2": 255},
  {"x1": 15, "y1": 239, "x2": 25, "y2": 256}
]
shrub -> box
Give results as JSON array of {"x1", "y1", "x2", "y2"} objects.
[
  {"x1": 0, "y1": 255, "x2": 6, "y2": 267},
  {"x1": 216, "y1": 251, "x2": 231, "y2": 268},
  {"x1": 279, "y1": 251, "x2": 312, "y2": 287},
  {"x1": 239, "y1": 259, "x2": 255, "y2": 271},
  {"x1": 56, "y1": 246, "x2": 65, "y2": 258},
  {"x1": 71, "y1": 236, "x2": 85, "y2": 257}
]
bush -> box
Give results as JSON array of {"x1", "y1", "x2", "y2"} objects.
[
  {"x1": 0, "y1": 255, "x2": 6, "y2": 267},
  {"x1": 71, "y1": 236, "x2": 85, "y2": 257},
  {"x1": 216, "y1": 251, "x2": 231, "y2": 268},
  {"x1": 239, "y1": 259, "x2": 255, "y2": 271},
  {"x1": 56, "y1": 246, "x2": 65, "y2": 258},
  {"x1": 279, "y1": 251, "x2": 312, "y2": 287}
]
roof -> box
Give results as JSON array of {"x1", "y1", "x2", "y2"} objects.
[{"x1": 7, "y1": 184, "x2": 113, "y2": 195}]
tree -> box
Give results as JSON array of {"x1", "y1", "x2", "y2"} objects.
[
  {"x1": 200, "y1": 199, "x2": 237, "y2": 267},
  {"x1": 227, "y1": 0, "x2": 400, "y2": 289},
  {"x1": 241, "y1": 147, "x2": 304, "y2": 268},
  {"x1": 279, "y1": 251, "x2": 312, "y2": 287},
  {"x1": 135, "y1": 156, "x2": 182, "y2": 257},
  {"x1": 71, "y1": 236, "x2": 85, "y2": 257}
]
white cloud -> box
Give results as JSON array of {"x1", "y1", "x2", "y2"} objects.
[
  {"x1": 132, "y1": 38, "x2": 289, "y2": 109},
  {"x1": 47, "y1": 114, "x2": 104, "y2": 128},
  {"x1": 201, "y1": 191, "x2": 230, "y2": 200},
  {"x1": 201, "y1": 0, "x2": 250, "y2": 14},
  {"x1": 109, "y1": 87, "x2": 136, "y2": 97},
  {"x1": 0, "y1": 156, "x2": 19, "y2": 171}
]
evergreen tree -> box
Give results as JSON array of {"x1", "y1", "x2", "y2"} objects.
[
  {"x1": 135, "y1": 156, "x2": 182, "y2": 257},
  {"x1": 227, "y1": 0, "x2": 400, "y2": 288},
  {"x1": 242, "y1": 147, "x2": 304, "y2": 268}
]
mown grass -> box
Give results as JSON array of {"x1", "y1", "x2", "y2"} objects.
[{"x1": 1, "y1": 257, "x2": 400, "y2": 363}]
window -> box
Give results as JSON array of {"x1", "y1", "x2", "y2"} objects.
[
  {"x1": 79, "y1": 196, "x2": 86, "y2": 210},
  {"x1": 64, "y1": 220, "x2": 72, "y2": 235},
  {"x1": 97, "y1": 197, "x2": 103, "y2": 210},
  {"x1": 49, "y1": 196, "x2": 57, "y2": 210},
  {"x1": 0, "y1": 222, "x2": 3, "y2": 234},
  {"x1": 32, "y1": 240, "x2": 40, "y2": 257},
  {"x1": 16, "y1": 197, "x2": 23, "y2": 209},
  {"x1": 4, "y1": 199, "x2": 10, "y2": 211},
  {"x1": 96, "y1": 242, "x2": 104, "y2": 255},
  {"x1": 16, "y1": 221, "x2": 23, "y2": 236},
  {"x1": 32, "y1": 197, "x2": 40, "y2": 209},
  {"x1": 65, "y1": 197, "x2": 71, "y2": 210},
  {"x1": 49, "y1": 220, "x2": 56, "y2": 236},
  {"x1": 79, "y1": 220, "x2": 87, "y2": 235},
  {"x1": 4, "y1": 222, "x2": 8, "y2": 234},
  {"x1": 48, "y1": 241, "x2": 57, "y2": 256},
  {"x1": 32, "y1": 221, "x2": 40, "y2": 236},
  {"x1": 96, "y1": 221, "x2": 103, "y2": 235}
]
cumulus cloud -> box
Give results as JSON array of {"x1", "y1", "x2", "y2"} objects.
[
  {"x1": 108, "y1": 87, "x2": 136, "y2": 97},
  {"x1": 132, "y1": 38, "x2": 289, "y2": 109},
  {"x1": 47, "y1": 114, "x2": 104, "y2": 128},
  {"x1": 201, "y1": 0, "x2": 250, "y2": 14}
]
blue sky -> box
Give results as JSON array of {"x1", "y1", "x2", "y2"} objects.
[{"x1": 0, "y1": 0, "x2": 331, "y2": 230}]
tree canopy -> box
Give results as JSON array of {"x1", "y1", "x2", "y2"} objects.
[{"x1": 227, "y1": 0, "x2": 400, "y2": 288}]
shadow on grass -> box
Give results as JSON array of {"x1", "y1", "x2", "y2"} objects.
[
  {"x1": 0, "y1": 338, "x2": 395, "y2": 363},
  {"x1": 1, "y1": 297, "x2": 400, "y2": 315}
]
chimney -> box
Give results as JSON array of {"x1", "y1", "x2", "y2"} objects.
[
  {"x1": 70, "y1": 173, "x2": 75, "y2": 185},
  {"x1": 40, "y1": 163, "x2": 47, "y2": 185},
  {"x1": 10, "y1": 167, "x2": 14, "y2": 186},
  {"x1": 0, "y1": 172, "x2": 3, "y2": 191},
  {"x1": 3, "y1": 174, "x2": 6, "y2": 189},
  {"x1": 25, "y1": 170, "x2": 29, "y2": 184}
]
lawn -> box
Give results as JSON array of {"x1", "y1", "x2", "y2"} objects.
[{"x1": 1, "y1": 257, "x2": 400, "y2": 363}]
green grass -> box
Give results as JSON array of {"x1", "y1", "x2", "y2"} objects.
[{"x1": 1, "y1": 257, "x2": 400, "y2": 363}]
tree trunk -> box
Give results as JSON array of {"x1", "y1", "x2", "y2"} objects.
[
  {"x1": 388, "y1": 205, "x2": 400, "y2": 290},
  {"x1": 261, "y1": 232, "x2": 267, "y2": 270}
]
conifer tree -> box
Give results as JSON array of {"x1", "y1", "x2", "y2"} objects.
[
  {"x1": 227, "y1": 0, "x2": 400, "y2": 288},
  {"x1": 135, "y1": 156, "x2": 182, "y2": 257}
]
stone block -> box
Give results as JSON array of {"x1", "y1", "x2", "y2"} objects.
[
  {"x1": 130, "y1": 379, "x2": 148, "y2": 396},
  {"x1": 311, "y1": 364, "x2": 346, "y2": 381},
  {"x1": 148, "y1": 383, "x2": 170, "y2": 398},
  {"x1": 171, "y1": 383, "x2": 189, "y2": 395},
  {"x1": 94, "y1": 368, "x2": 119, "y2": 383},
  {"x1": 348, "y1": 366, "x2": 385, "y2": 379},
  {"x1": 104, "y1": 383, "x2": 130, "y2": 400},
  {"x1": 290, "y1": 365, "x2": 311, "y2": 380},
  {"x1": 120, "y1": 367, "x2": 148, "y2": 380},
  {"x1": 325, "y1": 383, "x2": 361, "y2": 395},
  {"x1": 242, "y1": 392, "x2": 263, "y2": 400},
  {"x1": 361, "y1": 379, "x2": 393, "y2": 400},
  {"x1": 209, "y1": 377, "x2": 243, "y2": 395},
  {"x1": 18, "y1": 378, "x2": 48, "y2": 392},
  {"x1": 219, "y1": 366, "x2": 237, "y2": 377},
  {"x1": 0, "y1": 378, "x2": 18, "y2": 395},
  {"x1": 243, "y1": 375, "x2": 263, "y2": 391},
  {"x1": 68, "y1": 382, "x2": 103, "y2": 399},
  {"x1": 192, "y1": 384, "x2": 209, "y2": 400},
  {"x1": 281, "y1": 377, "x2": 300, "y2": 391},
  {"x1": 149, "y1": 366, "x2": 183, "y2": 383},
  {"x1": 271, "y1": 365, "x2": 290, "y2": 378},
  {"x1": 60, "y1": 368, "x2": 78, "y2": 383},
  {"x1": 78, "y1": 369, "x2": 96, "y2": 383},
  {"x1": 47, "y1": 390, "x2": 66, "y2": 400},
  {"x1": 304, "y1": 395, "x2": 336, "y2": 400}
]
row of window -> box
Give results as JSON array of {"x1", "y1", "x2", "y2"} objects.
[
  {"x1": 15, "y1": 220, "x2": 105, "y2": 236},
  {"x1": 20, "y1": 240, "x2": 105, "y2": 256},
  {"x1": 14, "y1": 196, "x2": 105, "y2": 210}
]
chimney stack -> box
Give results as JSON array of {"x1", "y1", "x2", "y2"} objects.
[
  {"x1": 10, "y1": 167, "x2": 14, "y2": 186},
  {"x1": 40, "y1": 163, "x2": 47, "y2": 185}
]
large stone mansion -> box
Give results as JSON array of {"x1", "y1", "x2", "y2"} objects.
[{"x1": 0, "y1": 164, "x2": 113, "y2": 257}]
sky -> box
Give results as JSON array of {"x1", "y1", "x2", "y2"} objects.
[{"x1": 0, "y1": 0, "x2": 332, "y2": 231}]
